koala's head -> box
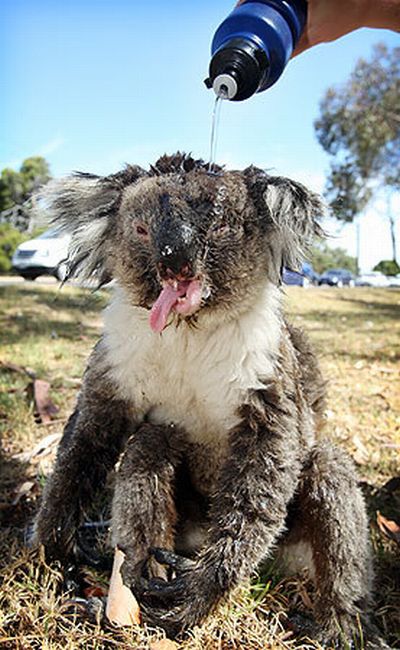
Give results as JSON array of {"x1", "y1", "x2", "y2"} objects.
[{"x1": 42, "y1": 153, "x2": 323, "y2": 331}]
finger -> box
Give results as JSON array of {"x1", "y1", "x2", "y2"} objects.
[
  {"x1": 291, "y1": 32, "x2": 311, "y2": 58},
  {"x1": 141, "y1": 576, "x2": 185, "y2": 600},
  {"x1": 140, "y1": 602, "x2": 186, "y2": 638},
  {"x1": 150, "y1": 547, "x2": 195, "y2": 571}
]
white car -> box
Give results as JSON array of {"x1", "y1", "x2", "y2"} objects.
[
  {"x1": 12, "y1": 228, "x2": 71, "y2": 281},
  {"x1": 355, "y1": 271, "x2": 390, "y2": 288}
]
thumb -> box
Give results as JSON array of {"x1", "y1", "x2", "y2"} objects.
[{"x1": 291, "y1": 31, "x2": 311, "y2": 57}]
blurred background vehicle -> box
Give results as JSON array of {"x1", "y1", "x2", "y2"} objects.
[
  {"x1": 319, "y1": 268, "x2": 355, "y2": 287},
  {"x1": 355, "y1": 271, "x2": 390, "y2": 287},
  {"x1": 283, "y1": 268, "x2": 309, "y2": 287},
  {"x1": 387, "y1": 274, "x2": 400, "y2": 287},
  {"x1": 283, "y1": 262, "x2": 320, "y2": 287},
  {"x1": 12, "y1": 228, "x2": 70, "y2": 281}
]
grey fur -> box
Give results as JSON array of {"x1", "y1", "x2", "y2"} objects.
[{"x1": 34, "y1": 153, "x2": 383, "y2": 646}]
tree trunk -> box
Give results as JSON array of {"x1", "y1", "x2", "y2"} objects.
[{"x1": 387, "y1": 193, "x2": 398, "y2": 263}]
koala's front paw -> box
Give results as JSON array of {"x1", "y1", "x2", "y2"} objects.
[{"x1": 133, "y1": 548, "x2": 219, "y2": 637}]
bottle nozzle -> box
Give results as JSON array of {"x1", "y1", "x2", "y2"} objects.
[
  {"x1": 212, "y1": 74, "x2": 238, "y2": 100},
  {"x1": 205, "y1": 38, "x2": 269, "y2": 102}
]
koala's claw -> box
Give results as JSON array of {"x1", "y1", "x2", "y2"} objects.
[
  {"x1": 149, "y1": 547, "x2": 195, "y2": 572},
  {"x1": 63, "y1": 562, "x2": 81, "y2": 593},
  {"x1": 136, "y1": 548, "x2": 196, "y2": 602},
  {"x1": 139, "y1": 576, "x2": 185, "y2": 602}
]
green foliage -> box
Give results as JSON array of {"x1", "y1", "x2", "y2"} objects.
[
  {"x1": 315, "y1": 43, "x2": 400, "y2": 220},
  {"x1": 19, "y1": 157, "x2": 51, "y2": 195},
  {"x1": 373, "y1": 259, "x2": 400, "y2": 276},
  {"x1": 0, "y1": 224, "x2": 26, "y2": 273},
  {"x1": 0, "y1": 169, "x2": 25, "y2": 211},
  {"x1": 0, "y1": 156, "x2": 51, "y2": 231},
  {"x1": 310, "y1": 241, "x2": 358, "y2": 275},
  {"x1": 326, "y1": 161, "x2": 371, "y2": 222}
]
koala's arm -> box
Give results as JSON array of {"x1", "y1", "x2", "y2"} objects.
[
  {"x1": 139, "y1": 375, "x2": 304, "y2": 635},
  {"x1": 34, "y1": 341, "x2": 134, "y2": 561}
]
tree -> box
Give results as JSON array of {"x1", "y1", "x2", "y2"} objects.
[
  {"x1": 0, "y1": 224, "x2": 26, "y2": 273},
  {"x1": 0, "y1": 156, "x2": 51, "y2": 231},
  {"x1": 309, "y1": 241, "x2": 357, "y2": 275},
  {"x1": 373, "y1": 259, "x2": 400, "y2": 276},
  {"x1": 315, "y1": 43, "x2": 400, "y2": 262}
]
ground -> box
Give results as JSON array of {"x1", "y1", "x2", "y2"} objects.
[{"x1": 0, "y1": 282, "x2": 399, "y2": 649}]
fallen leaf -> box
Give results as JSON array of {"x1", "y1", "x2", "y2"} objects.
[
  {"x1": 0, "y1": 360, "x2": 36, "y2": 378},
  {"x1": 377, "y1": 511, "x2": 400, "y2": 545},
  {"x1": 106, "y1": 547, "x2": 141, "y2": 626},
  {"x1": 13, "y1": 432, "x2": 62, "y2": 463},
  {"x1": 33, "y1": 379, "x2": 59, "y2": 424},
  {"x1": 83, "y1": 585, "x2": 107, "y2": 598},
  {"x1": 12, "y1": 480, "x2": 36, "y2": 505}
]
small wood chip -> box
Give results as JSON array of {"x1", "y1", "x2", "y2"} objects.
[
  {"x1": 377, "y1": 511, "x2": 400, "y2": 545},
  {"x1": 149, "y1": 640, "x2": 179, "y2": 650}
]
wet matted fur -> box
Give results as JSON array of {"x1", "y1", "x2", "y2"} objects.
[{"x1": 34, "y1": 153, "x2": 382, "y2": 645}]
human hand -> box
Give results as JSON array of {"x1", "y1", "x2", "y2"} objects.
[
  {"x1": 236, "y1": 0, "x2": 400, "y2": 57},
  {"x1": 292, "y1": 0, "x2": 400, "y2": 56}
]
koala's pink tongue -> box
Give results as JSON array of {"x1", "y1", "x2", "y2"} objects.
[
  {"x1": 149, "y1": 280, "x2": 202, "y2": 333},
  {"x1": 150, "y1": 285, "x2": 180, "y2": 333}
]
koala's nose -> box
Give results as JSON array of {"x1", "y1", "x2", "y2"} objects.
[
  {"x1": 157, "y1": 252, "x2": 194, "y2": 280},
  {"x1": 155, "y1": 218, "x2": 196, "y2": 278}
]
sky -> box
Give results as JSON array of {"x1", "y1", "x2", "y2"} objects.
[{"x1": 1, "y1": 0, "x2": 399, "y2": 271}]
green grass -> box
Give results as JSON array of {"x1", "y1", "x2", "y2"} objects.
[{"x1": 0, "y1": 284, "x2": 399, "y2": 649}]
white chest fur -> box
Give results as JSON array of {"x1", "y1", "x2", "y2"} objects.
[{"x1": 103, "y1": 284, "x2": 282, "y2": 445}]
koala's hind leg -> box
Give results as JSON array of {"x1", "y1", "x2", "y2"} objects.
[
  {"x1": 288, "y1": 441, "x2": 374, "y2": 645},
  {"x1": 111, "y1": 423, "x2": 186, "y2": 587}
]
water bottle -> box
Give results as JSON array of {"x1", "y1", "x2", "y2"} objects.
[{"x1": 205, "y1": 0, "x2": 307, "y2": 101}]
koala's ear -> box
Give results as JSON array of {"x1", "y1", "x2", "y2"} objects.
[
  {"x1": 38, "y1": 165, "x2": 147, "y2": 287},
  {"x1": 243, "y1": 166, "x2": 325, "y2": 270}
]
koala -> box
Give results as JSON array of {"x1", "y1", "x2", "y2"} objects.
[{"x1": 34, "y1": 153, "x2": 377, "y2": 645}]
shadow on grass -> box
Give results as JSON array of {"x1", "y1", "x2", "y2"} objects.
[
  {"x1": 328, "y1": 347, "x2": 400, "y2": 364},
  {"x1": 361, "y1": 479, "x2": 400, "y2": 648},
  {"x1": 1, "y1": 311, "x2": 100, "y2": 347},
  {"x1": 300, "y1": 306, "x2": 399, "y2": 326},
  {"x1": 0, "y1": 442, "x2": 37, "y2": 536},
  {"x1": 339, "y1": 294, "x2": 400, "y2": 321},
  {"x1": 0, "y1": 285, "x2": 108, "y2": 315}
]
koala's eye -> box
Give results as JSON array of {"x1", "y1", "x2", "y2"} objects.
[{"x1": 135, "y1": 223, "x2": 149, "y2": 239}]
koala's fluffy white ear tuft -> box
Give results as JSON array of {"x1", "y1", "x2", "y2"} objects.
[
  {"x1": 38, "y1": 166, "x2": 146, "y2": 287},
  {"x1": 244, "y1": 167, "x2": 325, "y2": 272}
]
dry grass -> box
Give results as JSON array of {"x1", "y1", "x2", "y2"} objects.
[{"x1": 0, "y1": 283, "x2": 399, "y2": 649}]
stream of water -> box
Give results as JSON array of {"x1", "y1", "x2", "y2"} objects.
[{"x1": 208, "y1": 91, "x2": 227, "y2": 173}]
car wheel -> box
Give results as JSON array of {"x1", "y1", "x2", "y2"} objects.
[
  {"x1": 23, "y1": 275, "x2": 37, "y2": 281},
  {"x1": 337, "y1": 280, "x2": 343, "y2": 288},
  {"x1": 349, "y1": 279, "x2": 355, "y2": 288}
]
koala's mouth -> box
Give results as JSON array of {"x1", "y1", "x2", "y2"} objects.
[{"x1": 149, "y1": 278, "x2": 203, "y2": 333}]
